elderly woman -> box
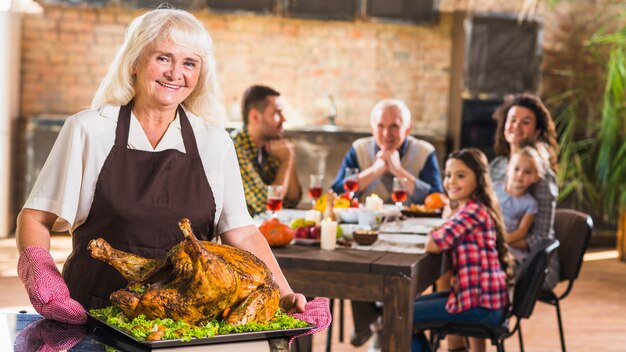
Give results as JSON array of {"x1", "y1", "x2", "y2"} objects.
[
  {"x1": 16, "y1": 8, "x2": 306, "y2": 324},
  {"x1": 489, "y1": 93, "x2": 560, "y2": 289}
]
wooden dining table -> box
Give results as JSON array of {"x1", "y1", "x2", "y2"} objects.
[{"x1": 272, "y1": 243, "x2": 448, "y2": 352}]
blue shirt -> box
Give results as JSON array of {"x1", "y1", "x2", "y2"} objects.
[{"x1": 494, "y1": 181, "x2": 538, "y2": 262}]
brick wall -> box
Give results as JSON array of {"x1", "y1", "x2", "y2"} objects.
[{"x1": 20, "y1": 5, "x2": 453, "y2": 137}]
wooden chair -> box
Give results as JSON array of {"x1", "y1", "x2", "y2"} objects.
[
  {"x1": 413, "y1": 239, "x2": 560, "y2": 352},
  {"x1": 538, "y1": 209, "x2": 593, "y2": 352}
]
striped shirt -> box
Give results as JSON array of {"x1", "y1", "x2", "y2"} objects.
[{"x1": 430, "y1": 200, "x2": 509, "y2": 313}]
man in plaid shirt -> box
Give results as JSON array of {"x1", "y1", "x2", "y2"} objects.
[{"x1": 231, "y1": 85, "x2": 302, "y2": 216}]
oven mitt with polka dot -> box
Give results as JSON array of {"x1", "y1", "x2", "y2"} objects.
[
  {"x1": 17, "y1": 246, "x2": 87, "y2": 325},
  {"x1": 288, "y1": 297, "x2": 332, "y2": 347}
]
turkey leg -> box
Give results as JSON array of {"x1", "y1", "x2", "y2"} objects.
[{"x1": 88, "y1": 238, "x2": 162, "y2": 283}]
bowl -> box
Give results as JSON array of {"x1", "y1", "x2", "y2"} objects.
[
  {"x1": 353, "y1": 230, "x2": 379, "y2": 246},
  {"x1": 338, "y1": 224, "x2": 368, "y2": 240},
  {"x1": 334, "y1": 207, "x2": 361, "y2": 224}
]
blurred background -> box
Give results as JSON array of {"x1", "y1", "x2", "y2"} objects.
[{"x1": 0, "y1": 0, "x2": 624, "y2": 258}]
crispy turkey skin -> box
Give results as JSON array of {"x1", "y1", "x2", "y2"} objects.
[{"x1": 88, "y1": 218, "x2": 280, "y2": 325}]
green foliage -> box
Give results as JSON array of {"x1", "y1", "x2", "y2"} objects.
[
  {"x1": 590, "y1": 27, "x2": 626, "y2": 220},
  {"x1": 553, "y1": 17, "x2": 626, "y2": 222},
  {"x1": 554, "y1": 101, "x2": 599, "y2": 209}
]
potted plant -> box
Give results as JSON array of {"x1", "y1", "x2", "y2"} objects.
[
  {"x1": 590, "y1": 28, "x2": 626, "y2": 259},
  {"x1": 544, "y1": 7, "x2": 626, "y2": 259}
]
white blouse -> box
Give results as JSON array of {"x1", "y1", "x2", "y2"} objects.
[{"x1": 24, "y1": 104, "x2": 253, "y2": 235}]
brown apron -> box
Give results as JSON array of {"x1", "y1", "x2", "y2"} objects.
[{"x1": 62, "y1": 102, "x2": 216, "y2": 309}]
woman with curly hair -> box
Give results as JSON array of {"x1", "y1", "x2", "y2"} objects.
[{"x1": 489, "y1": 93, "x2": 560, "y2": 290}]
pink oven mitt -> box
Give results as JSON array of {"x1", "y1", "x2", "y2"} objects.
[
  {"x1": 17, "y1": 246, "x2": 87, "y2": 325},
  {"x1": 287, "y1": 297, "x2": 332, "y2": 347}
]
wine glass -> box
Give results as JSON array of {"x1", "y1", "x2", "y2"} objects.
[
  {"x1": 343, "y1": 167, "x2": 359, "y2": 199},
  {"x1": 308, "y1": 174, "x2": 324, "y2": 209},
  {"x1": 392, "y1": 177, "x2": 408, "y2": 208},
  {"x1": 266, "y1": 185, "x2": 284, "y2": 218}
]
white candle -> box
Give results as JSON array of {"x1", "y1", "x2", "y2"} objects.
[
  {"x1": 304, "y1": 210, "x2": 322, "y2": 225},
  {"x1": 320, "y1": 218, "x2": 337, "y2": 250},
  {"x1": 366, "y1": 194, "x2": 384, "y2": 211}
]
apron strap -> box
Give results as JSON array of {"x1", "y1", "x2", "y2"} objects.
[
  {"x1": 178, "y1": 106, "x2": 199, "y2": 158},
  {"x1": 114, "y1": 100, "x2": 134, "y2": 147}
]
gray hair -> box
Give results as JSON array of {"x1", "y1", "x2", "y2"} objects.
[
  {"x1": 91, "y1": 8, "x2": 225, "y2": 123},
  {"x1": 369, "y1": 98, "x2": 411, "y2": 127}
]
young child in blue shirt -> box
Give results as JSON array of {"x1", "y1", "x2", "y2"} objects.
[{"x1": 494, "y1": 146, "x2": 545, "y2": 262}]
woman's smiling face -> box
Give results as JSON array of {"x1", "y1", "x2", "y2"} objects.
[
  {"x1": 133, "y1": 38, "x2": 202, "y2": 110},
  {"x1": 504, "y1": 105, "x2": 539, "y2": 147}
]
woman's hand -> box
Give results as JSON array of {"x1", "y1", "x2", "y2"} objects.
[
  {"x1": 18, "y1": 246, "x2": 87, "y2": 324},
  {"x1": 287, "y1": 297, "x2": 332, "y2": 347},
  {"x1": 279, "y1": 292, "x2": 307, "y2": 313}
]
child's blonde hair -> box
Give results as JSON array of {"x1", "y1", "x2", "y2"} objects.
[{"x1": 510, "y1": 145, "x2": 547, "y2": 179}]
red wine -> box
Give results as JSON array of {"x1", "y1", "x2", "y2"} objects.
[
  {"x1": 344, "y1": 179, "x2": 359, "y2": 193},
  {"x1": 392, "y1": 190, "x2": 407, "y2": 203},
  {"x1": 266, "y1": 198, "x2": 283, "y2": 212},
  {"x1": 308, "y1": 187, "x2": 323, "y2": 199}
]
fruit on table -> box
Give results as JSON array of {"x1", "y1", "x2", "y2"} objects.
[
  {"x1": 258, "y1": 218, "x2": 294, "y2": 247},
  {"x1": 314, "y1": 194, "x2": 327, "y2": 213},
  {"x1": 294, "y1": 226, "x2": 309, "y2": 239},
  {"x1": 308, "y1": 225, "x2": 321, "y2": 240},
  {"x1": 290, "y1": 218, "x2": 306, "y2": 230},
  {"x1": 336, "y1": 225, "x2": 343, "y2": 238},
  {"x1": 334, "y1": 197, "x2": 351, "y2": 209},
  {"x1": 425, "y1": 192, "x2": 447, "y2": 210},
  {"x1": 293, "y1": 224, "x2": 320, "y2": 240},
  {"x1": 333, "y1": 193, "x2": 360, "y2": 208},
  {"x1": 291, "y1": 219, "x2": 342, "y2": 240},
  {"x1": 290, "y1": 218, "x2": 315, "y2": 229}
]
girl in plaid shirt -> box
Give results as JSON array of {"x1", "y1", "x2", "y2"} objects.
[{"x1": 412, "y1": 149, "x2": 515, "y2": 352}]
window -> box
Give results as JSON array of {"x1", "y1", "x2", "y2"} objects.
[
  {"x1": 367, "y1": 0, "x2": 437, "y2": 24},
  {"x1": 464, "y1": 15, "x2": 542, "y2": 96},
  {"x1": 207, "y1": 0, "x2": 276, "y2": 14},
  {"x1": 285, "y1": 0, "x2": 357, "y2": 20}
]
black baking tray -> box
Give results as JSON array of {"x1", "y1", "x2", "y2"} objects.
[
  {"x1": 400, "y1": 209, "x2": 443, "y2": 218},
  {"x1": 87, "y1": 312, "x2": 316, "y2": 350}
]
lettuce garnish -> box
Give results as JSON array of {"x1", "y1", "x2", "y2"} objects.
[{"x1": 90, "y1": 306, "x2": 308, "y2": 342}]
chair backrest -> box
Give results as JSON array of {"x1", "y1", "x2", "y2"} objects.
[
  {"x1": 553, "y1": 209, "x2": 593, "y2": 282},
  {"x1": 512, "y1": 239, "x2": 560, "y2": 319}
]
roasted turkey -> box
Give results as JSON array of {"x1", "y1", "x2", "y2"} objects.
[{"x1": 87, "y1": 218, "x2": 280, "y2": 326}]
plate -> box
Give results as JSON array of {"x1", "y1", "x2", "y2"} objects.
[
  {"x1": 379, "y1": 234, "x2": 428, "y2": 245},
  {"x1": 293, "y1": 238, "x2": 320, "y2": 245},
  {"x1": 87, "y1": 313, "x2": 316, "y2": 349},
  {"x1": 401, "y1": 209, "x2": 442, "y2": 218}
]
